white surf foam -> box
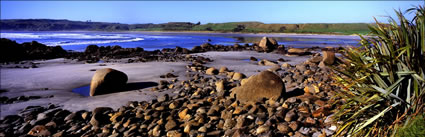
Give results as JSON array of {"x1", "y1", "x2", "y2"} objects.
[
  {"x1": 44, "y1": 38, "x2": 144, "y2": 46},
  {"x1": 0, "y1": 33, "x2": 41, "y2": 39},
  {"x1": 0, "y1": 33, "x2": 130, "y2": 39}
]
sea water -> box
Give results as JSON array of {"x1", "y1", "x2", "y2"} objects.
[{"x1": 0, "y1": 31, "x2": 361, "y2": 51}]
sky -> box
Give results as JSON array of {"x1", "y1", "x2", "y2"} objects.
[{"x1": 1, "y1": 1, "x2": 423, "y2": 24}]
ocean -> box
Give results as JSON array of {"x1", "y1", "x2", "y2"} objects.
[{"x1": 0, "y1": 31, "x2": 361, "y2": 51}]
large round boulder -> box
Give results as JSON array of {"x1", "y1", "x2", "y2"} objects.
[
  {"x1": 90, "y1": 68, "x2": 128, "y2": 96},
  {"x1": 231, "y1": 71, "x2": 285, "y2": 103},
  {"x1": 258, "y1": 37, "x2": 278, "y2": 52}
]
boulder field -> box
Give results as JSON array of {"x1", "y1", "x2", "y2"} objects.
[{"x1": 0, "y1": 38, "x2": 345, "y2": 137}]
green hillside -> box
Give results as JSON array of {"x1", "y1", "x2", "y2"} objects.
[{"x1": 1, "y1": 19, "x2": 372, "y2": 35}]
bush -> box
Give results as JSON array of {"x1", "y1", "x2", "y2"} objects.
[{"x1": 332, "y1": 5, "x2": 425, "y2": 136}]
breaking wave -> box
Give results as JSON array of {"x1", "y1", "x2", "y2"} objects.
[{"x1": 44, "y1": 38, "x2": 144, "y2": 46}]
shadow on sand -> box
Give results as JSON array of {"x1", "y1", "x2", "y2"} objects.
[{"x1": 72, "y1": 82, "x2": 158, "y2": 97}]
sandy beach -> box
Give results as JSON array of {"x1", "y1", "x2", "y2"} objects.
[{"x1": 0, "y1": 51, "x2": 308, "y2": 119}]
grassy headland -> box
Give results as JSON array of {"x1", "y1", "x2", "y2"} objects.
[{"x1": 1, "y1": 19, "x2": 371, "y2": 35}]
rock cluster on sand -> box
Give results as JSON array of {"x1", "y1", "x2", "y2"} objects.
[
  {"x1": 0, "y1": 38, "x2": 344, "y2": 137},
  {"x1": 0, "y1": 38, "x2": 67, "y2": 62},
  {"x1": 232, "y1": 71, "x2": 285, "y2": 103},
  {"x1": 90, "y1": 68, "x2": 128, "y2": 96}
]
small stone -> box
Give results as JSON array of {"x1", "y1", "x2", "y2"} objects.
[
  {"x1": 223, "y1": 119, "x2": 236, "y2": 130},
  {"x1": 256, "y1": 125, "x2": 270, "y2": 134},
  {"x1": 282, "y1": 63, "x2": 292, "y2": 68},
  {"x1": 206, "y1": 67, "x2": 218, "y2": 75},
  {"x1": 289, "y1": 121, "x2": 299, "y2": 131},
  {"x1": 64, "y1": 112, "x2": 76, "y2": 121},
  {"x1": 167, "y1": 130, "x2": 182, "y2": 137},
  {"x1": 285, "y1": 109, "x2": 297, "y2": 122},
  {"x1": 165, "y1": 120, "x2": 177, "y2": 131},
  {"x1": 233, "y1": 107, "x2": 243, "y2": 114},
  {"x1": 157, "y1": 94, "x2": 169, "y2": 102},
  {"x1": 184, "y1": 124, "x2": 191, "y2": 133},
  {"x1": 153, "y1": 125, "x2": 161, "y2": 136},
  {"x1": 314, "y1": 100, "x2": 326, "y2": 107},
  {"x1": 298, "y1": 105, "x2": 310, "y2": 114},
  {"x1": 294, "y1": 131, "x2": 307, "y2": 137},
  {"x1": 179, "y1": 108, "x2": 188, "y2": 120},
  {"x1": 169, "y1": 102, "x2": 177, "y2": 109},
  {"x1": 81, "y1": 112, "x2": 89, "y2": 120},
  {"x1": 110, "y1": 112, "x2": 123, "y2": 123},
  {"x1": 235, "y1": 116, "x2": 246, "y2": 129},
  {"x1": 305, "y1": 117, "x2": 316, "y2": 126},
  {"x1": 198, "y1": 126, "x2": 207, "y2": 133},
  {"x1": 250, "y1": 56, "x2": 258, "y2": 61},
  {"x1": 277, "y1": 123, "x2": 290, "y2": 134},
  {"x1": 232, "y1": 72, "x2": 245, "y2": 80},
  {"x1": 28, "y1": 125, "x2": 51, "y2": 136},
  {"x1": 215, "y1": 80, "x2": 225, "y2": 92},
  {"x1": 219, "y1": 66, "x2": 228, "y2": 73}
]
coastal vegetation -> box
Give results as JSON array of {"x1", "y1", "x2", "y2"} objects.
[
  {"x1": 1, "y1": 19, "x2": 370, "y2": 35},
  {"x1": 332, "y1": 5, "x2": 424, "y2": 136}
]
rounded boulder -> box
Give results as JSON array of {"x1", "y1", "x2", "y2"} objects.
[
  {"x1": 90, "y1": 68, "x2": 128, "y2": 96},
  {"x1": 231, "y1": 71, "x2": 285, "y2": 103}
]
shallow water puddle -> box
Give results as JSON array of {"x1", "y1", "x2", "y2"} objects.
[
  {"x1": 72, "y1": 85, "x2": 90, "y2": 96},
  {"x1": 71, "y1": 82, "x2": 159, "y2": 97}
]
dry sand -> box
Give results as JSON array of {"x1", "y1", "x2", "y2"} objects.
[{"x1": 0, "y1": 51, "x2": 309, "y2": 119}]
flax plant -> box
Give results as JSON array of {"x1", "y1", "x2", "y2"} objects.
[{"x1": 332, "y1": 5, "x2": 425, "y2": 137}]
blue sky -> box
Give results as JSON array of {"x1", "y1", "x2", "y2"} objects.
[{"x1": 1, "y1": 1, "x2": 423, "y2": 24}]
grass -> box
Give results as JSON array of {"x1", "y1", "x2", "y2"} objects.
[
  {"x1": 190, "y1": 22, "x2": 371, "y2": 35},
  {"x1": 396, "y1": 114, "x2": 425, "y2": 137},
  {"x1": 332, "y1": 5, "x2": 425, "y2": 137},
  {"x1": 133, "y1": 28, "x2": 164, "y2": 31}
]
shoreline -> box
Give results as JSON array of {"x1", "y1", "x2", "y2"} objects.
[{"x1": 1, "y1": 30, "x2": 364, "y2": 38}]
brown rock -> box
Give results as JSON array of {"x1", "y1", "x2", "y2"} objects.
[
  {"x1": 258, "y1": 37, "x2": 278, "y2": 52},
  {"x1": 28, "y1": 125, "x2": 51, "y2": 136},
  {"x1": 178, "y1": 108, "x2": 188, "y2": 120},
  {"x1": 305, "y1": 117, "x2": 316, "y2": 126},
  {"x1": 322, "y1": 47, "x2": 335, "y2": 65},
  {"x1": 206, "y1": 67, "x2": 218, "y2": 75},
  {"x1": 232, "y1": 72, "x2": 245, "y2": 80},
  {"x1": 258, "y1": 59, "x2": 278, "y2": 66},
  {"x1": 256, "y1": 125, "x2": 270, "y2": 134},
  {"x1": 277, "y1": 123, "x2": 290, "y2": 134},
  {"x1": 167, "y1": 130, "x2": 182, "y2": 137},
  {"x1": 90, "y1": 68, "x2": 128, "y2": 96},
  {"x1": 232, "y1": 71, "x2": 285, "y2": 103},
  {"x1": 289, "y1": 121, "x2": 299, "y2": 131},
  {"x1": 288, "y1": 48, "x2": 309, "y2": 55},
  {"x1": 281, "y1": 63, "x2": 292, "y2": 68},
  {"x1": 223, "y1": 119, "x2": 236, "y2": 130},
  {"x1": 219, "y1": 66, "x2": 228, "y2": 73},
  {"x1": 285, "y1": 109, "x2": 297, "y2": 122},
  {"x1": 215, "y1": 80, "x2": 225, "y2": 92},
  {"x1": 250, "y1": 56, "x2": 258, "y2": 61},
  {"x1": 184, "y1": 124, "x2": 191, "y2": 133},
  {"x1": 165, "y1": 120, "x2": 177, "y2": 131}
]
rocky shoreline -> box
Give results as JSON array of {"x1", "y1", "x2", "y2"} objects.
[{"x1": 0, "y1": 37, "x2": 345, "y2": 137}]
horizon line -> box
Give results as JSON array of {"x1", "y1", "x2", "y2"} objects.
[{"x1": 0, "y1": 18, "x2": 377, "y2": 24}]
